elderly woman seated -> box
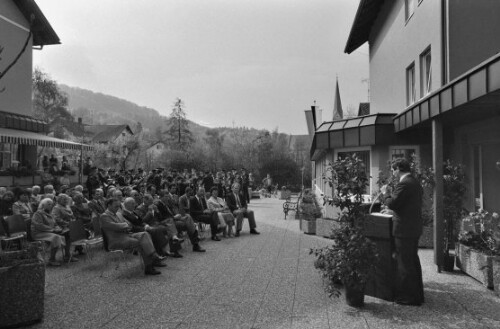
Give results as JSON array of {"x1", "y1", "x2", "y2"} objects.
[
  {"x1": 71, "y1": 192, "x2": 92, "y2": 232},
  {"x1": 52, "y1": 193, "x2": 85, "y2": 256},
  {"x1": 12, "y1": 189, "x2": 34, "y2": 221},
  {"x1": 31, "y1": 198, "x2": 77, "y2": 266},
  {"x1": 207, "y1": 186, "x2": 234, "y2": 238}
]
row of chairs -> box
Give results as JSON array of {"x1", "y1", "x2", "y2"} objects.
[{"x1": 0, "y1": 214, "x2": 28, "y2": 251}]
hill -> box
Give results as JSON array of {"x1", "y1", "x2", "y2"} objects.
[
  {"x1": 59, "y1": 84, "x2": 208, "y2": 136},
  {"x1": 59, "y1": 84, "x2": 311, "y2": 150}
]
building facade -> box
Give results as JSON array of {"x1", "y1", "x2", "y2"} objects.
[{"x1": 308, "y1": 0, "x2": 500, "y2": 266}]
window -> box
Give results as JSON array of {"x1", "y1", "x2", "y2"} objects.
[
  {"x1": 390, "y1": 147, "x2": 418, "y2": 161},
  {"x1": 405, "y1": 0, "x2": 415, "y2": 21},
  {"x1": 406, "y1": 63, "x2": 416, "y2": 105},
  {"x1": 420, "y1": 48, "x2": 432, "y2": 97}
]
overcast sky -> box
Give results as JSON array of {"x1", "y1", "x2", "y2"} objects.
[{"x1": 33, "y1": 0, "x2": 369, "y2": 135}]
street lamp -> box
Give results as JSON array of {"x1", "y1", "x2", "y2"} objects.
[{"x1": 301, "y1": 166, "x2": 305, "y2": 191}]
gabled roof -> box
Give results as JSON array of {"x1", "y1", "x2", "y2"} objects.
[
  {"x1": 344, "y1": 0, "x2": 385, "y2": 54},
  {"x1": 86, "y1": 125, "x2": 134, "y2": 143},
  {"x1": 14, "y1": 0, "x2": 60, "y2": 46}
]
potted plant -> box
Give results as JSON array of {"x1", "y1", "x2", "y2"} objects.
[
  {"x1": 310, "y1": 154, "x2": 378, "y2": 307},
  {"x1": 441, "y1": 161, "x2": 467, "y2": 270},
  {"x1": 0, "y1": 242, "x2": 46, "y2": 327},
  {"x1": 299, "y1": 189, "x2": 322, "y2": 234},
  {"x1": 456, "y1": 210, "x2": 500, "y2": 289}
]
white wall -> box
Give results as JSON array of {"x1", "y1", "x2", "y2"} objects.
[{"x1": 0, "y1": 1, "x2": 33, "y2": 116}]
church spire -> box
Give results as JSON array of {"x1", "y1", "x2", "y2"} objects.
[{"x1": 333, "y1": 76, "x2": 343, "y2": 120}]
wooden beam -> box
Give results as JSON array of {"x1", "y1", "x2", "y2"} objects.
[{"x1": 432, "y1": 118, "x2": 444, "y2": 272}]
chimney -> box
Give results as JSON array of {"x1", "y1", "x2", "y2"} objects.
[{"x1": 78, "y1": 117, "x2": 82, "y2": 125}]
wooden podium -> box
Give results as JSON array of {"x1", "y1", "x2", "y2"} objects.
[{"x1": 364, "y1": 212, "x2": 397, "y2": 301}]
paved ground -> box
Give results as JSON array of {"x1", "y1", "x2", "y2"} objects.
[{"x1": 30, "y1": 197, "x2": 500, "y2": 329}]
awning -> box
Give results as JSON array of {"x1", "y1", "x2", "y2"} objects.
[
  {"x1": 394, "y1": 52, "x2": 500, "y2": 132},
  {"x1": 310, "y1": 113, "x2": 396, "y2": 161},
  {"x1": 0, "y1": 127, "x2": 93, "y2": 151}
]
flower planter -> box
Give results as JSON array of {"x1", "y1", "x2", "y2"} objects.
[
  {"x1": 493, "y1": 258, "x2": 500, "y2": 296},
  {"x1": 456, "y1": 243, "x2": 500, "y2": 288},
  {"x1": 316, "y1": 218, "x2": 340, "y2": 238},
  {"x1": 0, "y1": 244, "x2": 45, "y2": 327},
  {"x1": 301, "y1": 219, "x2": 316, "y2": 235},
  {"x1": 13, "y1": 175, "x2": 34, "y2": 186},
  {"x1": 418, "y1": 225, "x2": 434, "y2": 248},
  {"x1": 0, "y1": 175, "x2": 13, "y2": 187},
  {"x1": 345, "y1": 284, "x2": 365, "y2": 307}
]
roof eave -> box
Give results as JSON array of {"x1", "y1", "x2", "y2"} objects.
[
  {"x1": 344, "y1": 0, "x2": 385, "y2": 54},
  {"x1": 15, "y1": 0, "x2": 60, "y2": 46}
]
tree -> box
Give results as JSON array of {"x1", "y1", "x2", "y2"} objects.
[
  {"x1": 32, "y1": 67, "x2": 73, "y2": 122},
  {"x1": 204, "y1": 128, "x2": 225, "y2": 171},
  {"x1": 164, "y1": 98, "x2": 194, "y2": 151}
]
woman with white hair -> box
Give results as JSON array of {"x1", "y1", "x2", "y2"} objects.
[{"x1": 31, "y1": 198, "x2": 75, "y2": 266}]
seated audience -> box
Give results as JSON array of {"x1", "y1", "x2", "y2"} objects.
[
  {"x1": 100, "y1": 198, "x2": 165, "y2": 275},
  {"x1": 207, "y1": 186, "x2": 234, "y2": 238},
  {"x1": 0, "y1": 191, "x2": 15, "y2": 218},
  {"x1": 12, "y1": 189, "x2": 34, "y2": 221},
  {"x1": 31, "y1": 198, "x2": 76, "y2": 265},
  {"x1": 189, "y1": 187, "x2": 220, "y2": 241},
  {"x1": 119, "y1": 197, "x2": 170, "y2": 257},
  {"x1": 226, "y1": 183, "x2": 260, "y2": 237}
]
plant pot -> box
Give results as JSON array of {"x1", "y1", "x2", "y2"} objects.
[
  {"x1": 443, "y1": 254, "x2": 455, "y2": 272},
  {"x1": 0, "y1": 244, "x2": 45, "y2": 327},
  {"x1": 315, "y1": 218, "x2": 340, "y2": 238},
  {"x1": 301, "y1": 219, "x2": 316, "y2": 235},
  {"x1": 493, "y1": 258, "x2": 500, "y2": 296},
  {"x1": 418, "y1": 226, "x2": 434, "y2": 248},
  {"x1": 345, "y1": 285, "x2": 365, "y2": 307},
  {"x1": 456, "y1": 243, "x2": 500, "y2": 288}
]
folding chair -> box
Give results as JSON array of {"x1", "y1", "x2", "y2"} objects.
[
  {"x1": 2, "y1": 215, "x2": 28, "y2": 250},
  {"x1": 100, "y1": 230, "x2": 143, "y2": 275}
]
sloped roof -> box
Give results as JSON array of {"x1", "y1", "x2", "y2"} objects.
[
  {"x1": 344, "y1": 0, "x2": 385, "y2": 54},
  {"x1": 86, "y1": 125, "x2": 134, "y2": 143},
  {"x1": 14, "y1": 0, "x2": 60, "y2": 46}
]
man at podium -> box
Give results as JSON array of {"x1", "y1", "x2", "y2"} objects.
[{"x1": 381, "y1": 158, "x2": 424, "y2": 306}]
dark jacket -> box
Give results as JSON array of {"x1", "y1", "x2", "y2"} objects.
[
  {"x1": 225, "y1": 192, "x2": 247, "y2": 213},
  {"x1": 189, "y1": 196, "x2": 209, "y2": 219},
  {"x1": 384, "y1": 174, "x2": 423, "y2": 238}
]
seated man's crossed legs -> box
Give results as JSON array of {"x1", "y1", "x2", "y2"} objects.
[
  {"x1": 174, "y1": 214, "x2": 206, "y2": 252},
  {"x1": 125, "y1": 232, "x2": 166, "y2": 275},
  {"x1": 232, "y1": 208, "x2": 260, "y2": 237}
]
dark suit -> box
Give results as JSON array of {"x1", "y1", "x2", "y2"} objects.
[
  {"x1": 226, "y1": 192, "x2": 256, "y2": 232},
  {"x1": 178, "y1": 194, "x2": 190, "y2": 216},
  {"x1": 384, "y1": 174, "x2": 424, "y2": 304},
  {"x1": 189, "y1": 196, "x2": 218, "y2": 236},
  {"x1": 99, "y1": 209, "x2": 156, "y2": 266},
  {"x1": 120, "y1": 209, "x2": 168, "y2": 255},
  {"x1": 156, "y1": 198, "x2": 199, "y2": 245}
]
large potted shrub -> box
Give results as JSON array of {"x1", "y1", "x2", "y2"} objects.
[
  {"x1": 310, "y1": 154, "x2": 378, "y2": 307},
  {"x1": 299, "y1": 189, "x2": 322, "y2": 234},
  {"x1": 456, "y1": 210, "x2": 500, "y2": 289}
]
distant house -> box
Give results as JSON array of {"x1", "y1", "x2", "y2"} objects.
[
  {"x1": 50, "y1": 118, "x2": 134, "y2": 144},
  {"x1": 85, "y1": 124, "x2": 134, "y2": 144}
]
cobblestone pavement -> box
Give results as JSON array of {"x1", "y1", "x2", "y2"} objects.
[{"x1": 31, "y1": 197, "x2": 500, "y2": 329}]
